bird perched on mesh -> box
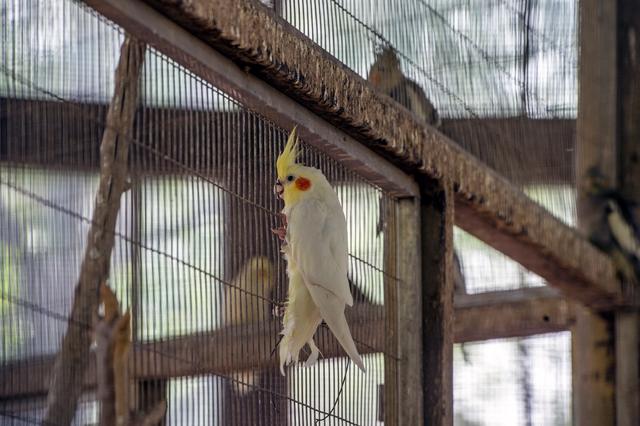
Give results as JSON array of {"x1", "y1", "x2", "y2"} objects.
[
  {"x1": 370, "y1": 45, "x2": 442, "y2": 238},
  {"x1": 586, "y1": 167, "x2": 640, "y2": 287},
  {"x1": 272, "y1": 127, "x2": 365, "y2": 374},
  {"x1": 224, "y1": 256, "x2": 277, "y2": 394},
  {"x1": 368, "y1": 45, "x2": 466, "y2": 293},
  {"x1": 368, "y1": 45, "x2": 441, "y2": 128}
]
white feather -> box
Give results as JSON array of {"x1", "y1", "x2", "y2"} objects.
[
  {"x1": 283, "y1": 174, "x2": 365, "y2": 372},
  {"x1": 607, "y1": 200, "x2": 640, "y2": 259}
]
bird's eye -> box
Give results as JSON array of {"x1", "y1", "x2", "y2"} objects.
[{"x1": 287, "y1": 175, "x2": 294, "y2": 182}]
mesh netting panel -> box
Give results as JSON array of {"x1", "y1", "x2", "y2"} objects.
[
  {"x1": 454, "y1": 332, "x2": 572, "y2": 426},
  {"x1": 0, "y1": 0, "x2": 397, "y2": 424},
  {"x1": 274, "y1": 0, "x2": 577, "y2": 225}
]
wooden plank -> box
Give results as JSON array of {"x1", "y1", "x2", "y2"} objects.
[
  {"x1": 0, "y1": 291, "x2": 572, "y2": 400},
  {"x1": 81, "y1": 0, "x2": 622, "y2": 309},
  {"x1": 0, "y1": 304, "x2": 384, "y2": 399},
  {"x1": 0, "y1": 98, "x2": 575, "y2": 185},
  {"x1": 420, "y1": 179, "x2": 454, "y2": 426},
  {"x1": 441, "y1": 117, "x2": 575, "y2": 185},
  {"x1": 383, "y1": 193, "x2": 400, "y2": 425},
  {"x1": 574, "y1": 0, "x2": 618, "y2": 424},
  {"x1": 454, "y1": 287, "x2": 574, "y2": 342},
  {"x1": 616, "y1": 311, "x2": 640, "y2": 426},
  {"x1": 396, "y1": 198, "x2": 423, "y2": 426},
  {"x1": 616, "y1": 0, "x2": 640, "y2": 423},
  {"x1": 572, "y1": 307, "x2": 616, "y2": 426}
]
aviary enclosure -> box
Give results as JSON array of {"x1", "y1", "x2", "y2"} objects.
[{"x1": 0, "y1": 0, "x2": 638, "y2": 425}]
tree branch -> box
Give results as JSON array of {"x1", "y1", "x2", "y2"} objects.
[{"x1": 43, "y1": 36, "x2": 146, "y2": 425}]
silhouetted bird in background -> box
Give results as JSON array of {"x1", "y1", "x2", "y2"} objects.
[
  {"x1": 586, "y1": 167, "x2": 640, "y2": 288},
  {"x1": 369, "y1": 45, "x2": 471, "y2": 362},
  {"x1": 368, "y1": 46, "x2": 441, "y2": 128}
]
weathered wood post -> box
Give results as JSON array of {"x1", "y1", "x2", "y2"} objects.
[
  {"x1": 420, "y1": 177, "x2": 454, "y2": 425},
  {"x1": 575, "y1": 0, "x2": 640, "y2": 424},
  {"x1": 615, "y1": 0, "x2": 640, "y2": 423}
]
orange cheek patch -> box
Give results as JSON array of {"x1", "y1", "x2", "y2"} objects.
[{"x1": 295, "y1": 177, "x2": 311, "y2": 191}]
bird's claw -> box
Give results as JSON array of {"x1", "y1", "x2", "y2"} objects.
[
  {"x1": 272, "y1": 213, "x2": 288, "y2": 241},
  {"x1": 271, "y1": 227, "x2": 287, "y2": 241},
  {"x1": 272, "y1": 305, "x2": 286, "y2": 318}
]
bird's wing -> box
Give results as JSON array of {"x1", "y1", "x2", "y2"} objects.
[
  {"x1": 608, "y1": 202, "x2": 640, "y2": 259},
  {"x1": 288, "y1": 197, "x2": 354, "y2": 306},
  {"x1": 405, "y1": 78, "x2": 440, "y2": 127}
]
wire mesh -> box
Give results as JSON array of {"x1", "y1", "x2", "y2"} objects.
[
  {"x1": 454, "y1": 332, "x2": 572, "y2": 426},
  {"x1": 274, "y1": 0, "x2": 578, "y2": 226},
  {"x1": 268, "y1": 2, "x2": 577, "y2": 424},
  {"x1": 0, "y1": 0, "x2": 396, "y2": 424}
]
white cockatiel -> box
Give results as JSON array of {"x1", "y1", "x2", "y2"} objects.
[{"x1": 272, "y1": 127, "x2": 365, "y2": 374}]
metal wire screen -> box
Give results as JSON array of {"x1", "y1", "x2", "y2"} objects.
[
  {"x1": 270, "y1": 1, "x2": 577, "y2": 424},
  {"x1": 274, "y1": 0, "x2": 578, "y2": 225},
  {"x1": 0, "y1": 0, "x2": 397, "y2": 424},
  {"x1": 454, "y1": 332, "x2": 572, "y2": 426}
]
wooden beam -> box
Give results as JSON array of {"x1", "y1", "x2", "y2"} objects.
[
  {"x1": 574, "y1": 0, "x2": 618, "y2": 424},
  {"x1": 0, "y1": 304, "x2": 384, "y2": 400},
  {"x1": 395, "y1": 198, "x2": 423, "y2": 426},
  {"x1": 454, "y1": 287, "x2": 574, "y2": 342},
  {"x1": 441, "y1": 117, "x2": 575, "y2": 185},
  {"x1": 81, "y1": 0, "x2": 622, "y2": 309},
  {"x1": 0, "y1": 290, "x2": 571, "y2": 400},
  {"x1": 616, "y1": 0, "x2": 640, "y2": 423},
  {"x1": 420, "y1": 179, "x2": 454, "y2": 426},
  {"x1": 0, "y1": 97, "x2": 575, "y2": 185}
]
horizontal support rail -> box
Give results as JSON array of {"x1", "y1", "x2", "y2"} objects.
[
  {"x1": 0, "y1": 290, "x2": 572, "y2": 399},
  {"x1": 0, "y1": 98, "x2": 574, "y2": 185}
]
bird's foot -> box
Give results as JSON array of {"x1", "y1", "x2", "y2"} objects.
[
  {"x1": 271, "y1": 226, "x2": 287, "y2": 241},
  {"x1": 271, "y1": 213, "x2": 288, "y2": 241},
  {"x1": 272, "y1": 304, "x2": 286, "y2": 318}
]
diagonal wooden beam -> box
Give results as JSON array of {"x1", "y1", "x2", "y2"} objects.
[{"x1": 82, "y1": 0, "x2": 623, "y2": 309}]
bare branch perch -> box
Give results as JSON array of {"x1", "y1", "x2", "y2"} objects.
[
  {"x1": 94, "y1": 284, "x2": 166, "y2": 426},
  {"x1": 44, "y1": 36, "x2": 146, "y2": 425}
]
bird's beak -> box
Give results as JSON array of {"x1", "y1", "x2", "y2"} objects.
[{"x1": 274, "y1": 180, "x2": 284, "y2": 199}]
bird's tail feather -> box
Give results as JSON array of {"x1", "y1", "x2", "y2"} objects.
[
  {"x1": 279, "y1": 273, "x2": 322, "y2": 375},
  {"x1": 307, "y1": 285, "x2": 366, "y2": 372}
]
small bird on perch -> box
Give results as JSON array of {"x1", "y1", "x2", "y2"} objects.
[
  {"x1": 224, "y1": 256, "x2": 277, "y2": 395},
  {"x1": 586, "y1": 167, "x2": 640, "y2": 286},
  {"x1": 367, "y1": 45, "x2": 441, "y2": 128},
  {"x1": 272, "y1": 127, "x2": 365, "y2": 374}
]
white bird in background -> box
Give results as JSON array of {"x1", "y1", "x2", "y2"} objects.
[
  {"x1": 225, "y1": 256, "x2": 277, "y2": 395},
  {"x1": 586, "y1": 167, "x2": 640, "y2": 286},
  {"x1": 272, "y1": 127, "x2": 365, "y2": 374},
  {"x1": 368, "y1": 45, "x2": 441, "y2": 128},
  {"x1": 605, "y1": 199, "x2": 640, "y2": 285}
]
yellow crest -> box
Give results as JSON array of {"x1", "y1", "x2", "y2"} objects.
[{"x1": 276, "y1": 126, "x2": 300, "y2": 179}]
